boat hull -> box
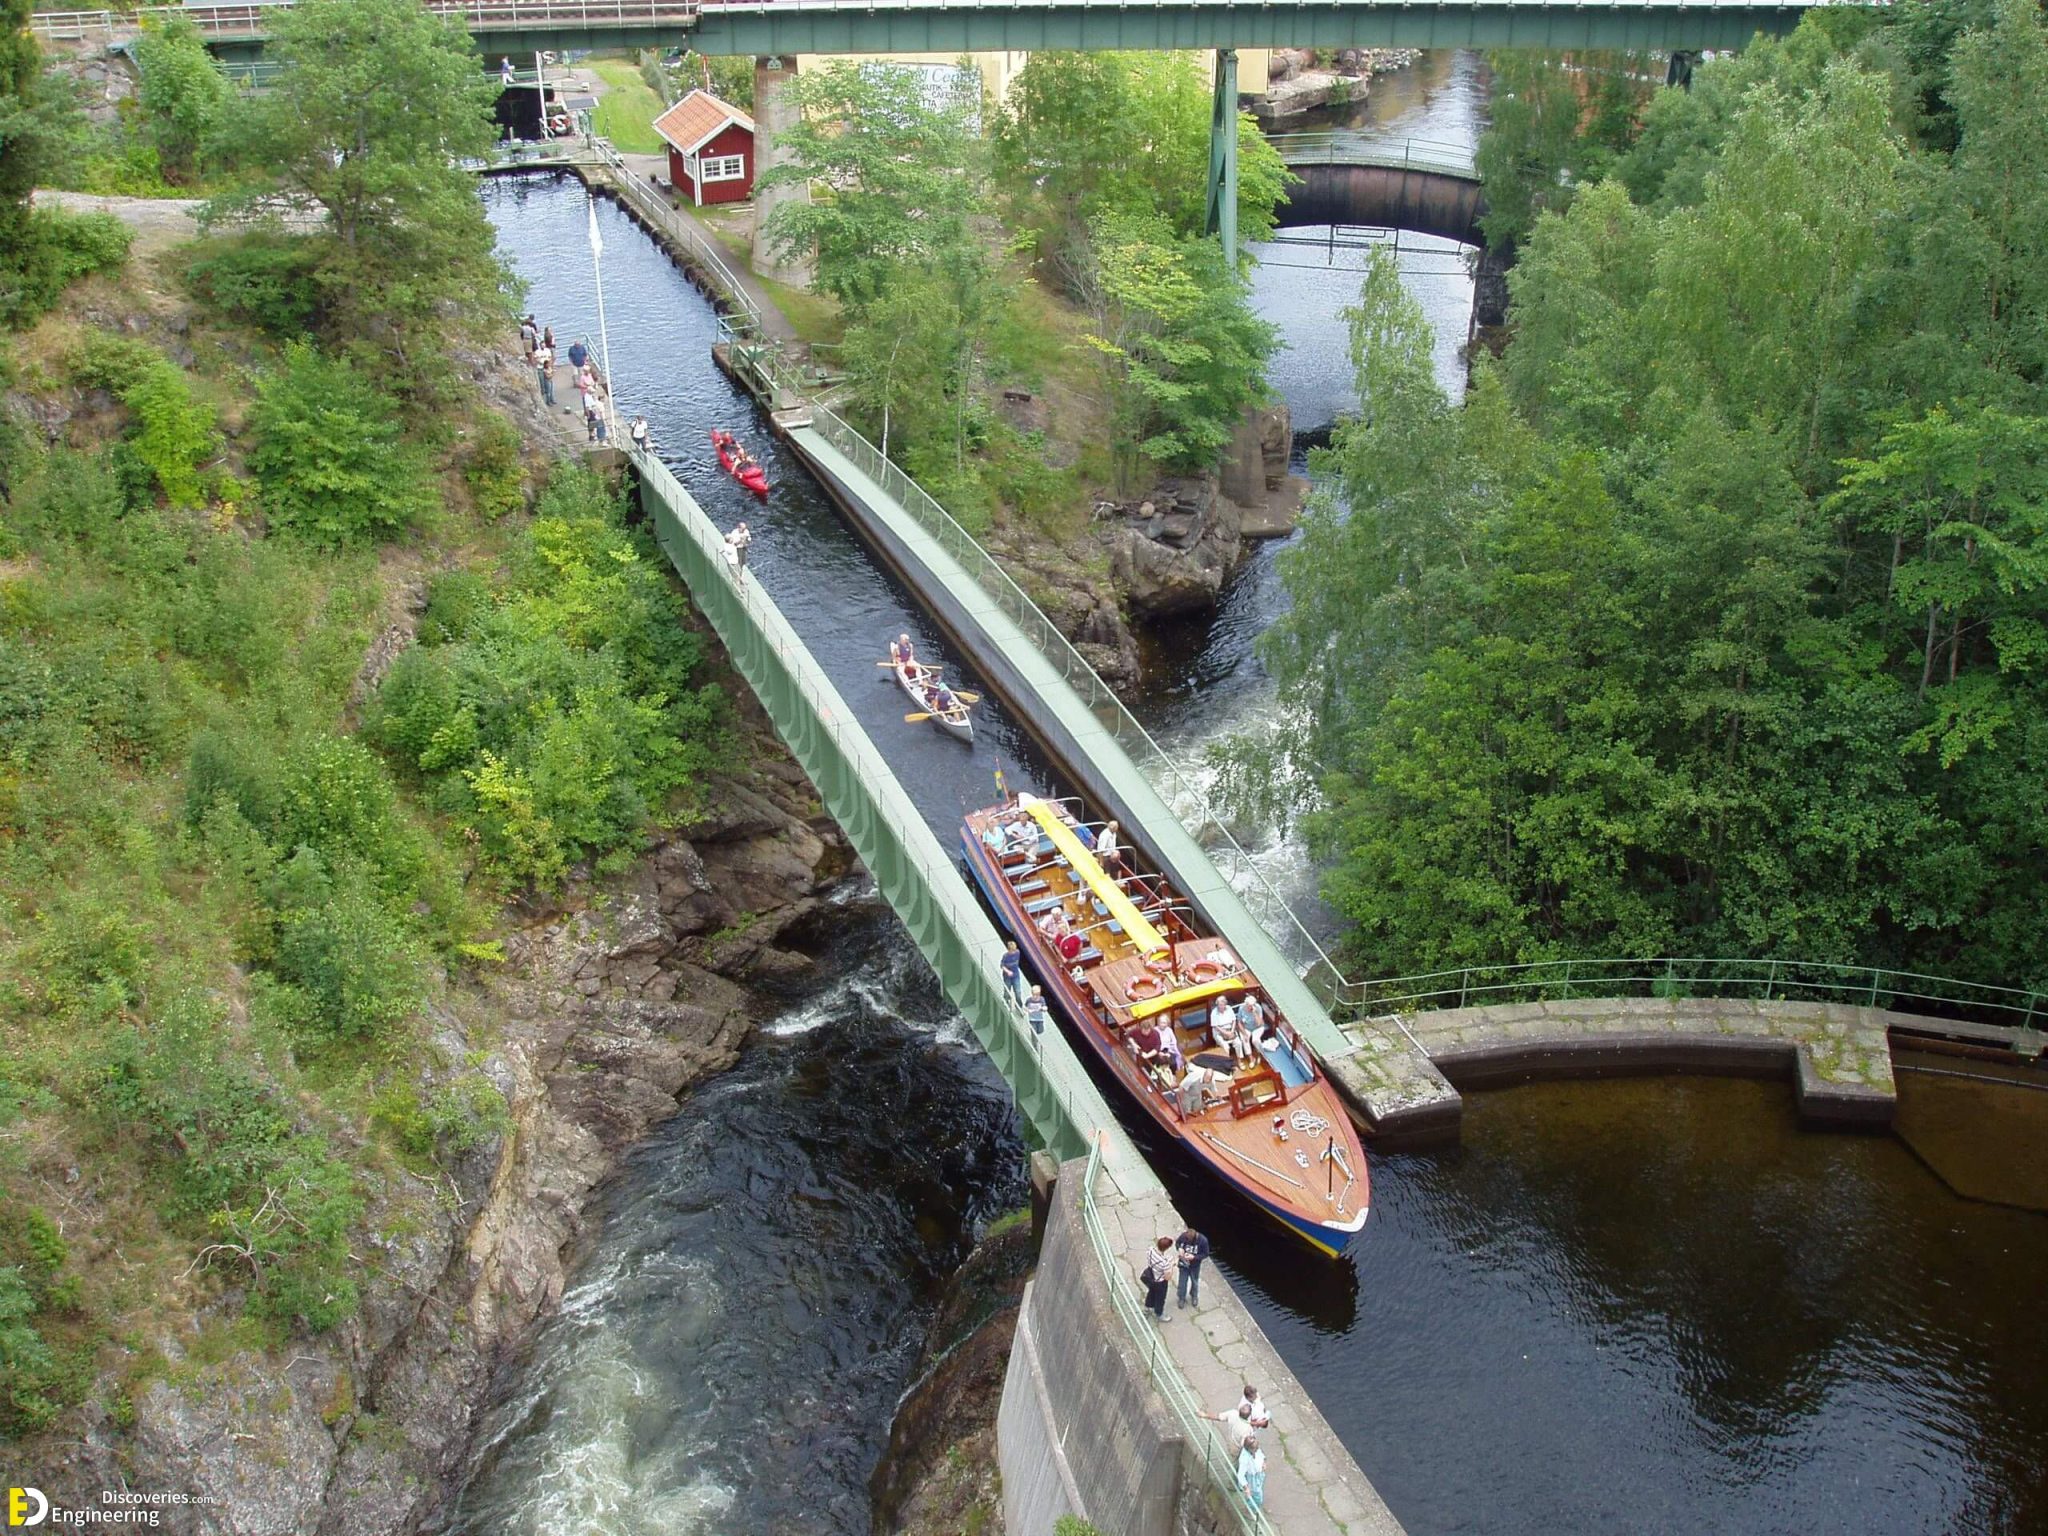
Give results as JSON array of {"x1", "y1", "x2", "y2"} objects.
[
  {"x1": 896, "y1": 659, "x2": 973, "y2": 743},
  {"x1": 960, "y1": 811, "x2": 1368, "y2": 1256},
  {"x1": 710, "y1": 430, "x2": 769, "y2": 497}
]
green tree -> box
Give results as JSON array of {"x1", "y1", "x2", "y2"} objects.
[
  {"x1": 1078, "y1": 211, "x2": 1274, "y2": 488},
  {"x1": 992, "y1": 51, "x2": 1292, "y2": 265},
  {"x1": 208, "y1": 0, "x2": 506, "y2": 344},
  {"x1": 757, "y1": 61, "x2": 987, "y2": 313},
  {"x1": 134, "y1": 14, "x2": 229, "y2": 185},
  {"x1": 1, "y1": 0, "x2": 127, "y2": 327},
  {"x1": 248, "y1": 340, "x2": 432, "y2": 548}
]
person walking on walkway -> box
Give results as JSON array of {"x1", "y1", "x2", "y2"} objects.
[
  {"x1": 1141, "y1": 1235, "x2": 1175, "y2": 1319},
  {"x1": 1001, "y1": 940, "x2": 1026, "y2": 1008},
  {"x1": 1024, "y1": 985, "x2": 1048, "y2": 1037},
  {"x1": 1176, "y1": 1227, "x2": 1210, "y2": 1310},
  {"x1": 630, "y1": 415, "x2": 650, "y2": 452},
  {"x1": 1237, "y1": 1434, "x2": 1267, "y2": 1511},
  {"x1": 535, "y1": 343, "x2": 555, "y2": 406}
]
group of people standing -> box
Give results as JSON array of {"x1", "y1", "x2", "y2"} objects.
[
  {"x1": 1139, "y1": 1230, "x2": 1269, "y2": 1508},
  {"x1": 522, "y1": 313, "x2": 646, "y2": 448}
]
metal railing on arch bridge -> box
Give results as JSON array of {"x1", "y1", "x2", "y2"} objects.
[{"x1": 1263, "y1": 131, "x2": 1478, "y2": 179}]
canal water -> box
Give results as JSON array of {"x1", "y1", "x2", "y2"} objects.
[{"x1": 458, "y1": 51, "x2": 2048, "y2": 1535}]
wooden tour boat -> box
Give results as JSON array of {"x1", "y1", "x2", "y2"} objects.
[
  {"x1": 892, "y1": 653, "x2": 974, "y2": 743},
  {"x1": 962, "y1": 793, "x2": 1369, "y2": 1255},
  {"x1": 711, "y1": 429, "x2": 769, "y2": 497}
]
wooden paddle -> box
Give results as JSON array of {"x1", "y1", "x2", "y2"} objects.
[{"x1": 904, "y1": 711, "x2": 935, "y2": 723}]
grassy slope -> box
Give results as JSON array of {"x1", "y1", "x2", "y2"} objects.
[
  {"x1": 588, "y1": 57, "x2": 669, "y2": 155},
  {"x1": 0, "y1": 227, "x2": 722, "y2": 1441}
]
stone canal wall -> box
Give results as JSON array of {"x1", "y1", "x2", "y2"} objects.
[
  {"x1": 1393, "y1": 997, "x2": 1903, "y2": 1127},
  {"x1": 998, "y1": 1160, "x2": 1405, "y2": 1536}
]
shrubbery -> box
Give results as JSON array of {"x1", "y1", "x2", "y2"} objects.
[
  {"x1": 182, "y1": 235, "x2": 325, "y2": 337},
  {"x1": 96, "y1": 994, "x2": 362, "y2": 1329},
  {"x1": 249, "y1": 340, "x2": 432, "y2": 547},
  {"x1": 368, "y1": 464, "x2": 725, "y2": 887},
  {"x1": 1, "y1": 208, "x2": 134, "y2": 327}
]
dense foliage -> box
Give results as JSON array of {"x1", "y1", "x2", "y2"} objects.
[
  {"x1": 0, "y1": 0, "x2": 132, "y2": 325},
  {"x1": 133, "y1": 14, "x2": 229, "y2": 186},
  {"x1": 367, "y1": 466, "x2": 726, "y2": 888},
  {"x1": 1261, "y1": 0, "x2": 2048, "y2": 990},
  {"x1": 993, "y1": 51, "x2": 1293, "y2": 259},
  {"x1": 764, "y1": 55, "x2": 1278, "y2": 504},
  {"x1": 1, "y1": 11, "x2": 724, "y2": 1417},
  {"x1": 206, "y1": 0, "x2": 508, "y2": 351}
]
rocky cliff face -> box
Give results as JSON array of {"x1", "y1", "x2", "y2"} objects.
[
  {"x1": 1107, "y1": 402, "x2": 1306, "y2": 619},
  {"x1": 51, "y1": 721, "x2": 850, "y2": 1536},
  {"x1": 1247, "y1": 48, "x2": 1420, "y2": 123}
]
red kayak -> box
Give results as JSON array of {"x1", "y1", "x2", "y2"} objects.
[{"x1": 711, "y1": 429, "x2": 769, "y2": 497}]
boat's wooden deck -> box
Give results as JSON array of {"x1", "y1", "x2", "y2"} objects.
[{"x1": 973, "y1": 803, "x2": 1367, "y2": 1228}]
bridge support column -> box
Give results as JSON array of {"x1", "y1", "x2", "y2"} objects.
[
  {"x1": 1204, "y1": 47, "x2": 1238, "y2": 261},
  {"x1": 749, "y1": 54, "x2": 812, "y2": 291}
]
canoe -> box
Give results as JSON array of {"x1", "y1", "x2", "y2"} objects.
[
  {"x1": 961, "y1": 793, "x2": 1369, "y2": 1257},
  {"x1": 894, "y1": 656, "x2": 973, "y2": 743},
  {"x1": 710, "y1": 429, "x2": 769, "y2": 497}
]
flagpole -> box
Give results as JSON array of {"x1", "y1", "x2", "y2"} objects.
[{"x1": 586, "y1": 195, "x2": 618, "y2": 442}]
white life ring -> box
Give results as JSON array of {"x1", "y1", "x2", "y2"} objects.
[{"x1": 549, "y1": 115, "x2": 570, "y2": 135}]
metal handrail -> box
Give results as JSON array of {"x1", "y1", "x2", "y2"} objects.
[
  {"x1": 1076, "y1": 1138, "x2": 1274, "y2": 1536},
  {"x1": 44, "y1": 0, "x2": 707, "y2": 40},
  {"x1": 1347, "y1": 956, "x2": 2047, "y2": 1028},
  {"x1": 590, "y1": 141, "x2": 764, "y2": 333},
  {"x1": 1264, "y1": 130, "x2": 1478, "y2": 178}
]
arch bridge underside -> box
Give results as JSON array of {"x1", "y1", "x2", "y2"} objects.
[{"x1": 1275, "y1": 160, "x2": 1487, "y2": 247}]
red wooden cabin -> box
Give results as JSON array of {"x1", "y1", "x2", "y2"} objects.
[{"x1": 652, "y1": 89, "x2": 757, "y2": 207}]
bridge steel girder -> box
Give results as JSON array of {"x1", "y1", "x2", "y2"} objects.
[
  {"x1": 1277, "y1": 161, "x2": 1488, "y2": 246},
  {"x1": 627, "y1": 445, "x2": 1149, "y2": 1185},
  {"x1": 1204, "y1": 47, "x2": 1238, "y2": 257},
  {"x1": 685, "y1": 0, "x2": 1811, "y2": 57}
]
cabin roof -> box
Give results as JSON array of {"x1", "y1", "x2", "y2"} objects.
[{"x1": 652, "y1": 89, "x2": 757, "y2": 158}]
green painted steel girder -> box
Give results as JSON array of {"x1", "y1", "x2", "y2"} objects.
[
  {"x1": 625, "y1": 445, "x2": 1144, "y2": 1177},
  {"x1": 1204, "y1": 47, "x2": 1238, "y2": 257},
  {"x1": 685, "y1": 0, "x2": 1816, "y2": 57}
]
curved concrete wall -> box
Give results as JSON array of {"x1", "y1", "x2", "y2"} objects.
[{"x1": 1276, "y1": 162, "x2": 1486, "y2": 246}]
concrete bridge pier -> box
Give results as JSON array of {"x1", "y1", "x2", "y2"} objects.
[{"x1": 749, "y1": 54, "x2": 812, "y2": 290}]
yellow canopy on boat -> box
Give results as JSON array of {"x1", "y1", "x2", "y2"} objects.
[
  {"x1": 1126, "y1": 974, "x2": 1241, "y2": 1022},
  {"x1": 1019, "y1": 797, "x2": 1167, "y2": 957}
]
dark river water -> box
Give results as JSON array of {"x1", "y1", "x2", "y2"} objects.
[{"x1": 457, "y1": 54, "x2": 2048, "y2": 1535}]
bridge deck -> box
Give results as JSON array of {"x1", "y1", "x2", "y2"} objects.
[{"x1": 39, "y1": 0, "x2": 1823, "y2": 56}]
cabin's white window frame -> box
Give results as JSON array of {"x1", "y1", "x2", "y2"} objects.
[{"x1": 700, "y1": 153, "x2": 747, "y2": 183}]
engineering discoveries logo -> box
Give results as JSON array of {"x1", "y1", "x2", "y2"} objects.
[{"x1": 7, "y1": 1487, "x2": 200, "y2": 1528}]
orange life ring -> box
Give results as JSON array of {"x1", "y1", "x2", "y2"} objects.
[
  {"x1": 1189, "y1": 960, "x2": 1221, "y2": 984},
  {"x1": 1146, "y1": 954, "x2": 1173, "y2": 976},
  {"x1": 1126, "y1": 973, "x2": 1164, "y2": 1002}
]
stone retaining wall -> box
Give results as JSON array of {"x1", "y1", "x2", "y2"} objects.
[{"x1": 1396, "y1": 997, "x2": 1900, "y2": 1127}]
